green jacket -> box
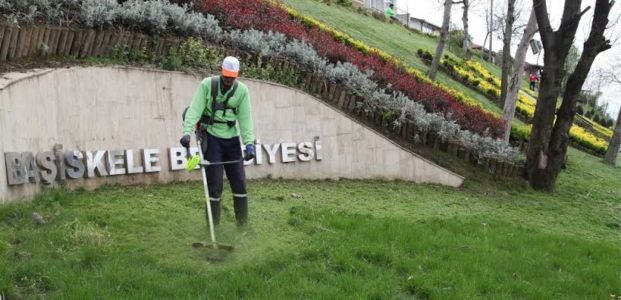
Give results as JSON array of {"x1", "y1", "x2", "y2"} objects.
[
  {"x1": 385, "y1": 7, "x2": 395, "y2": 18},
  {"x1": 183, "y1": 76, "x2": 255, "y2": 145}
]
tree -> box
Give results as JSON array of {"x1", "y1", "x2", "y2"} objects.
[
  {"x1": 461, "y1": 0, "x2": 473, "y2": 59},
  {"x1": 562, "y1": 46, "x2": 581, "y2": 92},
  {"x1": 502, "y1": 8, "x2": 538, "y2": 141},
  {"x1": 599, "y1": 60, "x2": 621, "y2": 166},
  {"x1": 604, "y1": 108, "x2": 621, "y2": 166},
  {"x1": 428, "y1": 0, "x2": 453, "y2": 80},
  {"x1": 526, "y1": 0, "x2": 614, "y2": 191},
  {"x1": 499, "y1": 0, "x2": 516, "y2": 106},
  {"x1": 489, "y1": 0, "x2": 494, "y2": 62}
]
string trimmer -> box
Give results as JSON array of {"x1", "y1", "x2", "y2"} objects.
[{"x1": 185, "y1": 135, "x2": 242, "y2": 259}]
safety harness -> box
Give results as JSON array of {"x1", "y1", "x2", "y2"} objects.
[{"x1": 199, "y1": 76, "x2": 238, "y2": 130}]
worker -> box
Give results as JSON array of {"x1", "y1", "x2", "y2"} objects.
[
  {"x1": 180, "y1": 56, "x2": 255, "y2": 226},
  {"x1": 385, "y1": 3, "x2": 398, "y2": 21}
]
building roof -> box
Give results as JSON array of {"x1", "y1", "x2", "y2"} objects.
[{"x1": 408, "y1": 17, "x2": 441, "y2": 30}]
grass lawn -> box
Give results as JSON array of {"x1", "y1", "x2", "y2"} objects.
[{"x1": 1, "y1": 148, "x2": 620, "y2": 299}]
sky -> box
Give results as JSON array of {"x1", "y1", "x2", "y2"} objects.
[{"x1": 393, "y1": 0, "x2": 621, "y2": 118}]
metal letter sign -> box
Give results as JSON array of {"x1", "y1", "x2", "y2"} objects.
[
  {"x1": 4, "y1": 138, "x2": 323, "y2": 187},
  {"x1": 5, "y1": 152, "x2": 27, "y2": 185}
]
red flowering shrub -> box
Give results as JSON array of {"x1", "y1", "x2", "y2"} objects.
[{"x1": 198, "y1": 0, "x2": 505, "y2": 137}]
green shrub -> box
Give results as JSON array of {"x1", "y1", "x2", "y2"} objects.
[
  {"x1": 511, "y1": 125, "x2": 530, "y2": 142},
  {"x1": 178, "y1": 38, "x2": 219, "y2": 69},
  {"x1": 242, "y1": 58, "x2": 302, "y2": 87},
  {"x1": 160, "y1": 53, "x2": 183, "y2": 70},
  {"x1": 487, "y1": 88, "x2": 498, "y2": 97},
  {"x1": 336, "y1": 0, "x2": 352, "y2": 6},
  {"x1": 417, "y1": 49, "x2": 433, "y2": 61},
  {"x1": 109, "y1": 44, "x2": 151, "y2": 63}
]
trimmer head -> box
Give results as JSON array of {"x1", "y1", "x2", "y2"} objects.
[
  {"x1": 192, "y1": 242, "x2": 234, "y2": 261},
  {"x1": 186, "y1": 154, "x2": 200, "y2": 171}
]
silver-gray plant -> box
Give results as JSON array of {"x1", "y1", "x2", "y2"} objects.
[{"x1": 81, "y1": 0, "x2": 117, "y2": 27}]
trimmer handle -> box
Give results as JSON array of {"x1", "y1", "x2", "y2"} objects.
[{"x1": 200, "y1": 158, "x2": 244, "y2": 167}]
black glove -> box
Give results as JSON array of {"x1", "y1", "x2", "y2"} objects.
[
  {"x1": 244, "y1": 144, "x2": 255, "y2": 161},
  {"x1": 180, "y1": 134, "x2": 191, "y2": 148}
]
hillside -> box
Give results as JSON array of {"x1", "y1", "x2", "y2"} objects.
[
  {"x1": 282, "y1": 0, "x2": 517, "y2": 117},
  {"x1": 282, "y1": 0, "x2": 611, "y2": 155}
]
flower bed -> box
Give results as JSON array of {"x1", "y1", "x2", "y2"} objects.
[{"x1": 421, "y1": 50, "x2": 610, "y2": 155}]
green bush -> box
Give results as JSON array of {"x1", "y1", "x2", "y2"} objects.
[
  {"x1": 486, "y1": 88, "x2": 497, "y2": 98},
  {"x1": 242, "y1": 58, "x2": 302, "y2": 87},
  {"x1": 178, "y1": 38, "x2": 219, "y2": 69},
  {"x1": 336, "y1": 0, "x2": 352, "y2": 6},
  {"x1": 160, "y1": 52, "x2": 183, "y2": 71},
  {"x1": 320, "y1": 0, "x2": 352, "y2": 7},
  {"x1": 109, "y1": 44, "x2": 151, "y2": 63},
  {"x1": 417, "y1": 48, "x2": 433, "y2": 61},
  {"x1": 511, "y1": 125, "x2": 530, "y2": 142}
]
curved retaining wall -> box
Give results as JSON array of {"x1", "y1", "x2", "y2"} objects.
[{"x1": 0, "y1": 67, "x2": 463, "y2": 203}]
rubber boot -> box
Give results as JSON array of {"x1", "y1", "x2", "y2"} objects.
[
  {"x1": 206, "y1": 200, "x2": 221, "y2": 225},
  {"x1": 233, "y1": 196, "x2": 248, "y2": 226}
]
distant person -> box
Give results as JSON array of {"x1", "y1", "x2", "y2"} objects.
[
  {"x1": 385, "y1": 4, "x2": 398, "y2": 21},
  {"x1": 529, "y1": 72, "x2": 539, "y2": 91}
]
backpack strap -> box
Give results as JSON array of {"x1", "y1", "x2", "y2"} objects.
[
  {"x1": 207, "y1": 76, "x2": 240, "y2": 128},
  {"x1": 209, "y1": 76, "x2": 219, "y2": 124},
  {"x1": 221, "y1": 81, "x2": 238, "y2": 118}
]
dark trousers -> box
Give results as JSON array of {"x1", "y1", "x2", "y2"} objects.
[
  {"x1": 203, "y1": 133, "x2": 248, "y2": 225},
  {"x1": 530, "y1": 81, "x2": 536, "y2": 91}
]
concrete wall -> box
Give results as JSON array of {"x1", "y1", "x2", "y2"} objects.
[{"x1": 0, "y1": 67, "x2": 463, "y2": 203}]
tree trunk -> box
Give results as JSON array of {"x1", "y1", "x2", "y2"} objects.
[
  {"x1": 604, "y1": 108, "x2": 621, "y2": 166},
  {"x1": 526, "y1": 0, "x2": 584, "y2": 191},
  {"x1": 428, "y1": 0, "x2": 452, "y2": 81},
  {"x1": 526, "y1": 0, "x2": 613, "y2": 192},
  {"x1": 526, "y1": 50, "x2": 565, "y2": 191},
  {"x1": 500, "y1": 0, "x2": 516, "y2": 106},
  {"x1": 488, "y1": 0, "x2": 494, "y2": 63},
  {"x1": 482, "y1": 32, "x2": 489, "y2": 60},
  {"x1": 462, "y1": 0, "x2": 472, "y2": 59},
  {"x1": 503, "y1": 9, "x2": 538, "y2": 141}
]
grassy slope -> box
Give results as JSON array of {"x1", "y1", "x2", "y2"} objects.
[
  {"x1": 1, "y1": 148, "x2": 619, "y2": 299},
  {"x1": 284, "y1": 0, "x2": 616, "y2": 147},
  {"x1": 282, "y1": 0, "x2": 524, "y2": 121}
]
